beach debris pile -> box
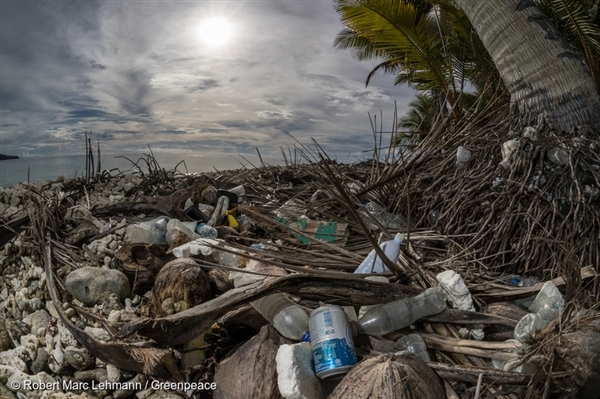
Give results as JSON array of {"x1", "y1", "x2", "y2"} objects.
[{"x1": 0, "y1": 157, "x2": 599, "y2": 399}]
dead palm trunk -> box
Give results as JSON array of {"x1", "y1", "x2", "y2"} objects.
[{"x1": 453, "y1": 0, "x2": 600, "y2": 133}]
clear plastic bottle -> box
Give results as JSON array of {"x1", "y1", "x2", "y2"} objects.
[
  {"x1": 513, "y1": 276, "x2": 540, "y2": 309},
  {"x1": 195, "y1": 223, "x2": 218, "y2": 239},
  {"x1": 358, "y1": 276, "x2": 390, "y2": 318},
  {"x1": 251, "y1": 294, "x2": 309, "y2": 340},
  {"x1": 360, "y1": 202, "x2": 407, "y2": 230},
  {"x1": 166, "y1": 219, "x2": 199, "y2": 240},
  {"x1": 354, "y1": 233, "x2": 403, "y2": 274},
  {"x1": 395, "y1": 334, "x2": 431, "y2": 362},
  {"x1": 215, "y1": 250, "x2": 243, "y2": 267},
  {"x1": 126, "y1": 216, "x2": 170, "y2": 244},
  {"x1": 358, "y1": 287, "x2": 447, "y2": 336},
  {"x1": 514, "y1": 281, "x2": 564, "y2": 342}
]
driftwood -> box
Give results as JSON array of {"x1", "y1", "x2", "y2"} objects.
[
  {"x1": 117, "y1": 274, "x2": 421, "y2": 346},
  {"x1": 423, "y1": 309, "x2": 519, "y2": 327},
  {"x1": 419, "y1": 332, "x2": 523, "y2": 361},
  {"x1": 428, "y1": 362, "x2": 531, "y2": 385},
  {"x1": 0, "y1": 211, "x2": 29, "y2": 247}
]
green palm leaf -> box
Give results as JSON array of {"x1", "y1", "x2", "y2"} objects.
[{"x1": 334, "y1": 0, "x2": 451, "y2": 96}]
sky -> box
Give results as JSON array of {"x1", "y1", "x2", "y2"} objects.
[{"x1": 0, "y1": 0, "x2": 415, "y2": 160}]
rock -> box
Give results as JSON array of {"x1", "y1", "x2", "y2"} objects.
[
  {"x1": 64, "y1": 348, "x2": 95, "y2": 371},
  {"x1": 214, "y1": 325, "x2": 289, "y2": 399},
  {"x1": 547, "y1": 147, "x2": 569, "y2": 166},
  {"x1": 0, "y1": 365, "x2": 57, "y2": 399},
  {"x1": 150, "y1": 258, "x2": 211, "y2": 317},
  {"x1": 106, "y1": 364, "x2": 121, "y2": 382},
  {"x1": 145, "y1": 391, "x2": 184, "y2": 399},
  {"x1": 0, "y1": 382, "x2": 18, "y2": 399},
  {"x1": 65, "y1": 220, "x2": 99, "y2": 245},
  {"x1": 65, "y1": 267, "x2": 130, "y2": 306},
  {"x1": 0, "y1": 348, "x2": 28, "y2": 373},
  {"x1": 113, "y1": 374, "x2": 147, "y2": 399},
  {"x1": 74, "y1": 368, "x2": 109, "y2": 382},
  {"x1": 0, "y1": 318, "x2": 11, "y2": 352},
  {"x1": 328, "y1": 352, "x2": 445, "y2": 399},
  {"x1": 83, "y1": 327, "x2": 111, "y2": 342},
  {"x1": 30, "y1": 347, "x2": 48, "y2": 374}
]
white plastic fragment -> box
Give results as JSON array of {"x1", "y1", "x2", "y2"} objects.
[
  {"x1": 436, "y1": 270, "x2": 484, "y2": 340},
  {"x1": 547, "y1": 147, "x2": 569, "y2": 166},
  {"x1": 500, "y1": 139, "x2": 519, "y2": 169},
  {"x1": 172, "y1": 238, "x2": 220, "y2": 258},
  {"x1": 436, "y1": 270, "x2": 475, "y2": 312},
  {"x1": 522, "y1": 126, "x2": 538, "y2": 141},
  {"x1": 276, "y1": 343, "x2": 326, "y2": 399},
  {"x1": 455, "y1": 146, "x2": 472, "y2": 168}
]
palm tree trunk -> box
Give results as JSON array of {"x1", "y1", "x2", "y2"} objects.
[{"x1": 453, "y1": 0, "x2": 600, "y2": 133}]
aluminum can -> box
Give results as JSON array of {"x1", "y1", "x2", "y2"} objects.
[{"x1": 309, "y1": 305, "x2": 357, "y2": 379}]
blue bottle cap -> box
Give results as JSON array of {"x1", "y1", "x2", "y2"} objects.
[
  {"x1": 511, "y1": 277, "x2": 520, "y2": 286},
  {"x1": 301, "y1": 330, "x2": 311, "y2": 343}
]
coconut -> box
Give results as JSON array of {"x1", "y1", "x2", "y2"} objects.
[
  {"x1": 150, "y1": 258, "x2": 211, "y2": 317},
  {"x1": 328, "y1": 351, "x2": 445, "y2": 399}
]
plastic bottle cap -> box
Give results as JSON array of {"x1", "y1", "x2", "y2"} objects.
[{"x1": 301, "y1": 330, "x2": 311, "y2": 342}]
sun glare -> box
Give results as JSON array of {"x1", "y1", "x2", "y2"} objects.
[{"x1": 199, "y1": 17, "x2": 233, "y2": 46}]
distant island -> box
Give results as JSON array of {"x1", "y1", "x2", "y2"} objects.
[{"x1": 0, "y1": 154, "x2": 19, "y2": 160}]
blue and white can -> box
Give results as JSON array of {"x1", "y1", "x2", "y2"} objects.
[{"x1": 309, "y1": 305, "x2": 357, "y2": 379}]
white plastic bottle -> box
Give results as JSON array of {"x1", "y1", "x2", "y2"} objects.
[
  {"x1": 354, "y1": 233, "x2": 404, "y2": 274},
  {"x1": 251, "y1": 294, "x2": 310, "y2": 341},
  {"x1": 358, "y1": 287, "x2": 447, "y2": 336}
]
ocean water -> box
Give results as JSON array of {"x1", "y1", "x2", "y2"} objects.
[{"x1": 0, "y1": 153, "x2": 281, "y2": 188}]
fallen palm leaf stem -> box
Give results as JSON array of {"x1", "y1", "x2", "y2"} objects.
[{"x1": 117, "y1": 274, "x2": 421, "y2": 346}]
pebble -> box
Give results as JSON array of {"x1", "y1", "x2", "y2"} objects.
[
  {"x1": 30, "y1": 348, "x2": 48, "y2": 374},
  {"x1": 84, "y1": 327, "x2": 112, "y2": 342},
  {"x1": 64, "y1": 348, "x2": 95, "y2": 371},
  {"x1": 74, "y1": 367, "x2": 109, "y2": 382}
]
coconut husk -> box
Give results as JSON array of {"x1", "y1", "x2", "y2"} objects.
[
  {"x1": 553, "y1": 329, "x2": 600, "y2": 399},
  {"x1": 150, "y1": 258, "x2": 212, "y2": 317},
  {"x1": 112, "y1": 243, "x2": 173, "y2": 294},
  {"x1": 213, "y1": 325, "x2": 288, "y2": 399},
  {"x1": 328, "y1": 351, "x2": 445, "y2": 399}
]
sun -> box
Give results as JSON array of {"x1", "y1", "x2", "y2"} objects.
[{"x1": 199, "y1": 17, "x2": 233, "y2": 46}]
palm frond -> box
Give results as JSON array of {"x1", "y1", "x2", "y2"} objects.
[{"x1": 334, "y1": 0, "x2": 451, "y2": 97}]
